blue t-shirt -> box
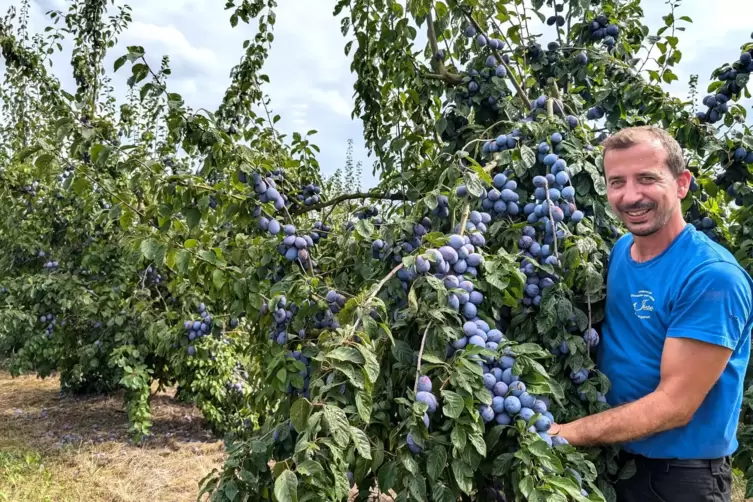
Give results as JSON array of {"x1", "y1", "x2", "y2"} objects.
[{"x1": 599, "y1": 223, "x2": 752, "y2": 460}]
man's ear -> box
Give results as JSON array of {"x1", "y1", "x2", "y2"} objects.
[{"x1": 676, "y1": 170, "x2": 692, "y2": 199}]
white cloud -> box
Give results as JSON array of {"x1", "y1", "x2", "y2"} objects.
[
  {"x1": 307, "y1": 88, "x2": 353, "y2": 118},
  {"x1": 4, "y1": 0, "x2": 753, "y2": 188},
  {"x1": 121, "y1": 22, "x2": 222, "y2": 76}
]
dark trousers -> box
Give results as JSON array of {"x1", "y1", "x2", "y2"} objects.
[{"x1": 615, "y1": 452, "x2": 732, "y2": 502}]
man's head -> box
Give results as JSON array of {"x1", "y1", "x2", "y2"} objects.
[{"x1": 602, "y1": 126, "x2": 691, "y2": 237}]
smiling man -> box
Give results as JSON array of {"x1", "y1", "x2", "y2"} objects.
[{"x1": 548, "y1": 126, "x2": 752, "y2": 502}]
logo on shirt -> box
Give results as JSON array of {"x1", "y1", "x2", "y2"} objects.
[{"x1": 631, "y1": 290, "x2": 654, "y2": 320}]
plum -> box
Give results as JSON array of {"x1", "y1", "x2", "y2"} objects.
[
  {"x1": 416, "y1": 390, "x2": 439, "y2": 412},
  {"x1": 504, "y1": 395, "x2": 522, "y2": 414},
  {"x1": 417, "y1": 375, "x2": 432, "y2": 392}
]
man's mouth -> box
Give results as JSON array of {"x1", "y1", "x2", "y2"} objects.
[{"x1": 625, "y1": 208, "x2": 651, "y2": 217}]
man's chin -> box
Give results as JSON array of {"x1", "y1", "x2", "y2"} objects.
[{"x1": 624, "y1": 220, "x2": 660, "y2": 237}]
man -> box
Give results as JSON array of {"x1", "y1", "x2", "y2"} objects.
[{"x1": 548, "y1": 126, "x2": 752, "y2": 502}]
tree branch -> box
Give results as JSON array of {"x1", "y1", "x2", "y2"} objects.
[
  {"x1": 289, "y1": 191, "x2": 414, "y2": 215},
  {"x1": 426, "y1": 11, "x2": 463, "y2": 86}
]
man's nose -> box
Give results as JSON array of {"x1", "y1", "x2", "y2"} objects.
[{"x1": 620, "y1": 182, "x2": 643, "y2": 205}]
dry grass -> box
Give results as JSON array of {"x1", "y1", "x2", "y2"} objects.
[
  {"x1": 0, "y1": 367, "x2": 749, "y2": 502},
  {"x1": 0, "y1": 370, "x2": 225, "y2": 502},
  {"x1": 735, "y1": 470, "x2": 752, "y2": 502}
]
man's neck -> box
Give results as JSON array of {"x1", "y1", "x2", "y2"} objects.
[{"x1": 630, "y1": 212, "x2": 687, "y2": 263}]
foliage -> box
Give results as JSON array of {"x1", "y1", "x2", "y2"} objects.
[{"x1": 0, "y1": 0, "x2": 752, "y2": 501}]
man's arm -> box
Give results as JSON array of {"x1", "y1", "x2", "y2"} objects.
[
  {"x1": 552, "y1": 260, "x2": 750, "y2": 447},
  {"x1": 550, "y1": 337, "x2": 732, "y2": 447}
]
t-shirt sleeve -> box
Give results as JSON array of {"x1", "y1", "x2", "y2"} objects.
[{"x1": 667, "y1": 261, "x2": 752, "y2": 350}]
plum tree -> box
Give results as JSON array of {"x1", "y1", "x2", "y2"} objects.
[{"x1": 1, "y1": 0, "x2": 753, "y2": 500}]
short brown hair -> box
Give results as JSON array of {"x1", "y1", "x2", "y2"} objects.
[{"x1": 602, "y1": 126, "x2": 686, "y2": 177}]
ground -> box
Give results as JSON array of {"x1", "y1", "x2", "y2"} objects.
[
  {"x1": 0, "y1": 368, "x2": 225, "y2": 502},
  {"x1": 0, "y1": 367, "x2": 749, "y2": 502}
]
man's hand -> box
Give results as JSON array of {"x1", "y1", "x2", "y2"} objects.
[{"x1": 547, "y1": 337, "x2": 731, "y2": 447}]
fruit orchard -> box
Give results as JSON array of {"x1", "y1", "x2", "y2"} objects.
[{"x1": 0, "y1": 0, "x2": 752, "y2": 501}]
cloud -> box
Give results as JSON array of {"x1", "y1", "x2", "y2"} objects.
[
  {"x1": 4, "y1": 0, "x2": 753, "y2": 189},
  {"x1": 121, "y1": 22, "x2": 222, "y2": 77},
  {"x1": 307, "y1": 88, "x2": 353, "y2": 118}
]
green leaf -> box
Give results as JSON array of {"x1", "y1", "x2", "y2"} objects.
[
  {"x1": 371, "y1": 441, "x2": 384, "y2": 472},
  {"x1": 467, "y1": 159, "x2": 493, "y2": 185},
  {"x1": 537, "y1": 452, "x2": 563, "y2": 474},
  {"x1": 290, "y1": 399, "x2": 311, "y2": 433},
  {"x1": 426, "y1": 445, "x2": 447, "y2": 480},
  {"x1": 296, "y1": 460, "x2": 323, "y2": 477},
  {"x1": 485, "y1": 425, "x2": 507, "y2": 451},
  {"x1": 223, "y1": 480, "x2": 238, "y2": 500},
  {"x1": 355, "y1": 391, "x2": 372, "y2": 422},
  {"x1": 327, "y1": 346, "x2": 364, "y2": 364},
  {"x1": 212, "y1": 269, "x2": 225, "y2": 290},
  {"x1": 451, "y1": 425, "x2": 467, "y2": 450},
  {"x1": 323, "y1": 405, "x2": 350, "y2": 447},
  {"x1": 176, "y1": 249, "x2": 191, "y2": 274},
  {"x1": 357, "y1": 345, "x2": 380, "y2": 384},
  {"x1": 618, "y1": 459, "x2": 637, "y2": 480},
  {"x1": 349, "y1": 427, "x2": 372, "y2": 460},
  {"x1": 185, "y1": 207, "x2": 201, "y2": 229},
  {"x1": 433, "y1": 483, "x2": 455, "y2": 502},
  {"x1": 198, "y1": 249, "x2": 216, "y2": 265},
  {"x1": 140, "y1": 238, "x2": 166, "y2": 264},
  {"x1": 392, "y1": 340, "x2": 414, "y2": 366},
  {"x1": 547, "y1": 476, "x2": 584, "y2": 499},
  {"x1": 491, "y1": 453, "x2": 514, "y2": 476},
  {"x1": 420, "y1": 353, "x2": 445, "y2": 365},
  {"x1": 331, "y1": 362, "x2": 364, "y2": 389},
  {"x1": 468, "y1": 431, "x2": 487, "y2": 457},
  {"x1": 441, "y1": 390, "x2": 464, "y2": 418},
  {"x1": 463, "y1": 170, "x2": 485, "y2": 197},
  {"x1": 584, "y1": 266, "x2": 604, "y2": 295},
  {"x1": 408, "y1": 475, "x2": 427, "y2": 502},
  {"x1": 377, "y1": 462, "x2": 397, "y2": 493},
  {"x1": 408, "y1": 286, "x2": 419, "y2": 312},
  {"x1": 355, "y1": 219, "x2": 374, "y2": 238},
  {"x1": 402, "y1": 454, "x2": 419, "y2": 475},
  {"x1": 114, "y1": 55, "x2": 127, "y2": 72},
  {"x1": 273, "y1": 470, "x2": 298, "y2": 502},
  {"x1": 519, "y1": 476, "x2": 535, "y2": 499},
  {"x1": 451, "y1": 459, "x2": 473, "y2": 494},
  {"x1": 34, "y1": 153, "x2": 54, "y2": 169},
  {"x1": 556, "y1": 298, "x2": 573, "y2": 322},
  {"x1": 519, "y1": 145, "x2": 536, "y2": 170}
]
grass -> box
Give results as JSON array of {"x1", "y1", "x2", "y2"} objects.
[
  {"x1": 0, "y1": 369, "x2": 225, "y2": 502},
  {"x1": 0, "y1": 366, "x2": 749, "y2": 502},
  {"x1": 735, "y1": 469, "x2": 752, "y2": 502}
]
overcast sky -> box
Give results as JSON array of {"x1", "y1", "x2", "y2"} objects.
[{"x1": 2, "y1": 0, "x2": 752, "y2": 188}]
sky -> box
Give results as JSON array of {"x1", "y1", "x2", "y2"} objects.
[{"x1": 1, "y1": 0, "x2": 752, "y2": 189}]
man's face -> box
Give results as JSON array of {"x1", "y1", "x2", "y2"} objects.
[{"x1": 604, "y1": 140, "x2": 690, "y2": 237}]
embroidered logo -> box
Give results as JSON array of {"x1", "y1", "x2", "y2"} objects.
[{"x1": 631, "y1": 290, "x2": 655, "y2": 320}]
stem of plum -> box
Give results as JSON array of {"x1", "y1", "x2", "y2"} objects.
[
  {"x1": 353, "y1": 262, "x2": 405, "y2": 332},
  {"x1": 458, "y1": 203, "x2": 471, "y2": 237},
  {"x1": 413, "y1": 324, "x2": 432, "y2": 394},
  {"x1": 544, "y1": 180, "x2": 559, "y2": 259},
  {"x1": 587, "y1": 294, "x2": 592, "y2": 335}
]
